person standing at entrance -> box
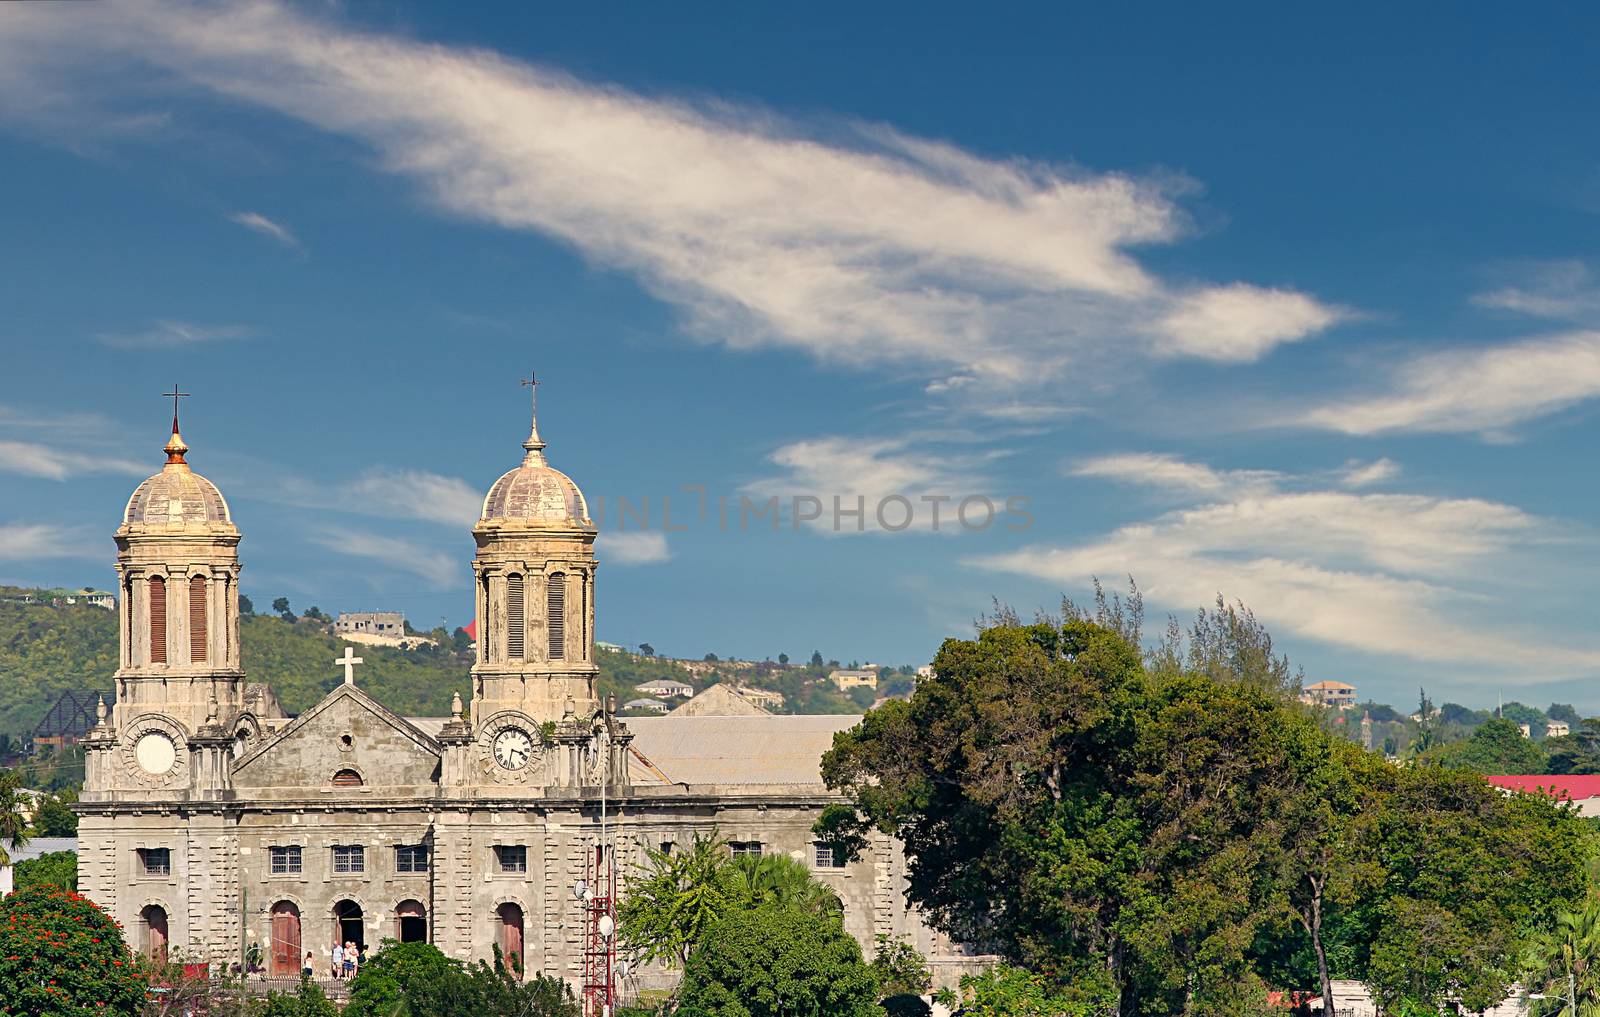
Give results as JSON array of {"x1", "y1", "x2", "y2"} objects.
[
  {"x1": 343, "y1": 941, "x2": 357, "y2": 980},
  {"x1": 330, "y1": 941, "x2": 343, "y2": 980},
  {"x1": 302, "y1": 952, "x2": 315, "y2": 979}
]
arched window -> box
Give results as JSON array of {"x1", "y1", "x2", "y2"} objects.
[
  {"x1": 396, "y1": 900, "x2": 427, "y2": 943},
  {"x1": 332, "y1": 768, "x2": 363, "y2": 787},
  {"x1": 149, "y1": 577, "x2": 167, "y2": 664},
  {"x1": 547, "y1": 573, "x2": 566, "y2": 660},
  {"x1": 505, "y1": 574, "x2": 525, "y2": 661},
  {"x1": 189, "y1": 575, "x2": 207, "y2": 663}
]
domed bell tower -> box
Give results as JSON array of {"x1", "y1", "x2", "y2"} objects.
[
  {"x1": 470, "y1": 378, "x2": 599, "y2": 726},
  {"x1": 85, "y1": 390, "x2": 244, "y2": 797}
]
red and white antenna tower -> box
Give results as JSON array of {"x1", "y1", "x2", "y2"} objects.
[{"x1": 580, "y1": 699, "x2": 619, "y2": 1017}]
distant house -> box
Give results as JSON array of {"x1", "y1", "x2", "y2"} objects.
[
  {"x1": 622, "y1": 698, "x2": 670, "y2": 715},
  {"x1": 1548, "y1": 720, "x2": 1572, "y2": 738},
  {"x1": 829, "y1": 669, "x2": 878, "y2": 691},
  {"x1": 732, "y1": 685, "x2": 784, "y2": 709},
  {"x1": 335, "y1": 611, "x2": 406, "y2": 636},
  {"x1": 670, "y1": 684, "x2": 773, "y2": 717},
  {"x1": 0, "y1": 837, "x2": 76, "y2": 895},
  {"x1": 1300, "y1": 680, "x2": 1357, "y2": 709},
  {"x1": 915, "y1": 664, "x2": 934, "y2": 680},
  {"x1": 634, "y1": 679, "x2": 694, "y2": 699},
  {"x1": 1519, "y1": 723, "x2": 1532, "y2": 739},
  {"x1": 33, "y1": 689, "x2": 113, "y2": 752},
  {"x1": 1485, "y1": 775, "x2": 1600, "y2": 818},
  {"x1": 596, "y1": 641, "x2": 626, "y2": 653}
]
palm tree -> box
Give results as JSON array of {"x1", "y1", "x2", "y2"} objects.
[
  {"x1": 0, "y1": 770, "x2": 31, "y2": 868},
  {"x1": 729, "y1": 852, "x2": 842, "y2": 917},
  {"x1": 1524, "y1": 896, "x2": 1600, "y2": 1016},
  {"x1": 618, "y1": 832, "x2": 738, "y2": 968}
]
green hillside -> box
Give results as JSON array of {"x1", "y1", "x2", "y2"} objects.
[{"x1": 0, "y1": 599, "x2": 714, "y2": 737}]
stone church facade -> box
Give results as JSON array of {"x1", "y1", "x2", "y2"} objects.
[{"x1": 77, "y1": 399, "x2": 973, "y2": 990}]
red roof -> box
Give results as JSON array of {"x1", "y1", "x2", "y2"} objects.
[
  {"x1": 464, "y1": 618, "x2": 477, "y2": 641},
  {"x1": 1485, "y1": 775, "x2": 1600, "y2": 801}
]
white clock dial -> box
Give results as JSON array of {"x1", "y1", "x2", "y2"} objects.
[
  {"x1": 493, "y1": 728, "x2": 534, "y2": 770},
  {"x1": 134, "y1": 732, "x2": 176, "y2": 775}
]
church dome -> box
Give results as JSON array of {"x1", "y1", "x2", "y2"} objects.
[
  {"x1": 480, "y1": 390, "x2": 590, "y2": 524},
  {"x1": 123, "y1": 424, "x2": 232, "y2": 526}
]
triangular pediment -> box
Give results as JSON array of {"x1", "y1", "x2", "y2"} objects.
[{"x1": 231, "y1": 683, "x2": 441, "y2": 791}]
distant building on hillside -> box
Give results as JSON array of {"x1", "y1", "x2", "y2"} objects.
[
  {"x1": 1486, "y1": 775, "x2": 1600, "y2": 818},
  {"x1": 829, "y1": 669, "x2": 878, "y2": 691},
  {"x1": 915, "y1": 665, "x2": 934, "y2": 680},
  {"x1": 634, "y1": 679, "x2": 694, "y2": 699},
  {"x1": 1519, "y1": 723, "x2": 1532, "y2": 738},
  {"x1": 1548, "y1": 720, "x2": 1571, "y2": 738},
  {"x1": 335, "y1": 611, "x2": 405, "y2": 637},
  {"x1": 622, "y1": 698, "x2": 670, "y2": 715},
  {"x1": 1300, "y1": 680, "x2": 1357, "y2": 709},
  {"x1": 33, "y1": 688, "x2": 114, "y2": 752},
  {"x1": 670, "y1": 684, "x2": 772, "y2": 717},
  {"x1": 2, "y1": 588, "x2": 115, "y2": 610},
  {"x1": 596, "y1": 641, "x2": 626, "y2": 653},
  {"x1": 732, "y1": 685, "x2": 784, "y2": 709}
]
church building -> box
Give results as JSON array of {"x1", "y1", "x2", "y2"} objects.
[{"x1": 76, "y1": 394, "x2": 972, "y2": 990}]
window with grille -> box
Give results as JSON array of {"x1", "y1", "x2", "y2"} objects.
[
  {"x1": 813, "y1": 843, "x2": 846, "y2": 869},
  {"x1": 494, "y1": 845, "x2": 527, "y2": 873},
  {"x1": 139, "y1": 847, "x2": 171, "y2": 877},
  {"x1": 729, "y1": 841, "x2": 763, "y2": 858},
  {"x1": 332, "y1": 845, "x2": 365, "y2": 874},
  {"x1": 547, "y1": 573, "x2": 565, "y2": 660},
  {"x1": 189, "y1": 575, "x2": 207, "y2": 663},
  {"x1": 396, "y1": 844, "x2": 430, "y2": 873},
  {"x1": 269, "y1": 846, "x2": 302, "y2": 875},
  {"x1": 149, "y1": 577, "x2": 167, "y2": 664},
  {"x1": 506, "y1": 574, "x2": 524, "y2": 660},
  {"x1": 332, "y1": 768, "x2": 363, "y2": 787}
]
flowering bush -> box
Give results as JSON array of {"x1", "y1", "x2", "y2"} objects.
[{"x1": 0, "y1": 884, "x2": 146, "y2": 1016}]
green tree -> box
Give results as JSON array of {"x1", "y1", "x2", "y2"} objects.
[
  {"x1": 263, "y1": 979, "x2": 341, "y2": 1017},
  {"x1": 14, "y1": 849, "x2": 76, "y2": 891},
  {"x1": 728, "y1": 853, "x2": 840, "y2": 917},
  {"x1": 620, "y1": 833, "x2": 741, "y2": 969},
  {"x1": 810, "y1": 651, "x2": 823, "y2": 667},
  {"x1": 31, "y1": 789, "x2": 78, "y2": 836},
  {"x1": 1550, "y1": 704, "x2": 1584, "y2": 726},
  {"x1": 676, "y1": 905, "x2": 880, "y2": 1017},
  {"x1": 869, "y1": 934, "x2": 931, "y2": 997},
  {"x1": 1521, "y1": 896, "x2": 1600, "y2": 1017},
  {"x1": 239, "y1": 594, "x2": 254, "y2": 616},
  {"x1": 0, "y1": 883, "x2": 147, "y2": 1016},
  {"x1": 777, "y1": 653, "x2": 788, "y2": 666},
  {"x1": 271, "y1": 597, "x2": 291, "y2": 619},
  {"x1": 639, "y1": 643, "x2": 655, "y2": 657},
  {"x1": 1431, "y1": 716, "x2": 1547, "y2": 773},
  {"x1": 0, "y1": 771, "x2": 30, "y2": 866},
  {"x1": 345, "y1": 941, "x2": 472, "y2": 1017},
  {"x1": 940, "y1": 964, "x2": 1110, "y2": 1017}
]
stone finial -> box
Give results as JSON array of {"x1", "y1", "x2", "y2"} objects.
[
  {"x1": 451, "y1": 690, "x2": 463, "y2": 720},
  {"x1": 95, "y1": 694, "x2": 107, "y2": 725}
]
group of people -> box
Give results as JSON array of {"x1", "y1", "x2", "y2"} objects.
[{"x1": 296, "y1": 940, "x2": 367, "y2": 980}]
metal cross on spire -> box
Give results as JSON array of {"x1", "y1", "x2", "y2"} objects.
[
  {"x1": 163, "y1": 383, "x2": 190, "y2": 433},
  {"x1": 519, "y1": 372, "x2": 546, "y2": 457},
  {"x1": 335, "y1": 645, "x2": 364, "y2": 686}
]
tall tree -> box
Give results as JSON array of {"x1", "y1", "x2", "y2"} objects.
[
  {"x1": 0, "y1": 770, "x2": 30, "y2": 866},
  {"x1": 676, "y1": 905, "x2": 880, "y2": 1017}
]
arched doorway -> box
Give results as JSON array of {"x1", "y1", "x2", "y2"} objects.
[
  {"x1": 140, "y1": 904, "x2": 169, "y2": 963},
  {"x1": 332, "y1": 899, "x2": 365, "y2": 954},
  {"x1": 396, "y1": 900, "x2": 427, "y2": 943},
  {"x1": 269, "y1": 901, "x2": 302, "y2": 977},
  {"x1": 497, "y1": 902, "x2": 524, "y2": 977}
]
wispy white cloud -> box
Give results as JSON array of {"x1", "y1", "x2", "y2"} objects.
[
  {"x1": 972, "y1": 454, "x2": 1591, "y2": 672},
  {"x1": 96, "y1": 319, "x2": 252, "y2": 350},
  {"x1": 743, "y1": 435, "x2": 1001, "y2": 535},
  {"x1": 0, "y1": 522, "x2": 98, "y2": 560},
  {"x1": 1298, "y1": 331, "x2": 1600, "y2": 437},
  {"x1": 227, "y1": 210, "x2": 298, "y2": 248},
  {"x1": 309, "y1": 529, "x2": 460, "y2": 588},
  {"x1": 0, "y1": 0, "x2": 1341, "y2": 389},
  {"x1": 596, "y1": 531, "x2": 671, "y2": 565},
  {"x1": 1154, "y1": 284, "x2": 1345, "y2": 362},
  {"x1": 1071, "y1": 452, "x2": 1279, "y2": 498},
  {"x1": 342, "y1": 469, "x2": 481, "y2": 527},
  {"x1": 1473, "y1": 260, "x2": 1600, "y2": 321},
  {"x1": 1337, "y1": 457, "x2": 1399, "y2": 488},
  {"x1": 0, "y1": 439, "x2": 145, "y2": 481}
]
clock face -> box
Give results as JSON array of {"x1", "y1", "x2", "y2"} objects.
[
  {"x1": 134, "y1": 732, "x2": 176, "y2": 775},
  {"x1": 493, "y1": 728, "x2": 534, "y2": 770}
]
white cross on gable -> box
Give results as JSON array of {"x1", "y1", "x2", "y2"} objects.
[{"x1": 335, "y1": 645, "x2": 364, "y2": 685}]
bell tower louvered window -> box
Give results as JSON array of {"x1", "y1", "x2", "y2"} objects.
[
  {"x1": 547, "y1": 573, "x2": 566, "y2": 660},
  {"x1": 189, "y1": 575, "x2": 207, "y2": 663},
  {"x1": 149, "y1": 576, "x2": 167, "y2": 664},
  {"x1": 505, "y1": 574, "x2": 525, "y2": 661},
  {"x1": 580, "y1": 572, "x2": 588, "y2": 661}
]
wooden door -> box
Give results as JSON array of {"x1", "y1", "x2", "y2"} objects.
[{"x1": 270, "y1": 902, "x2": 301, "y2": 976}]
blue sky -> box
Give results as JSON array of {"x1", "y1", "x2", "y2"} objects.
[{"x1": 4, "y1": 2, "x2": 1600, "y2": 709}]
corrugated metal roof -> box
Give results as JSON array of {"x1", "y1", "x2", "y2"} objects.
[
  {"x1": 406, "y1": 717, "x2": 450, "y2": 739},
  {"x1": 627, "y1": 714, "x2": 860, "y2": 786},
  {"x1": 1485, "y1": 774, "x2": 1600, "y2": 800},
  {"x1": 3, "y1": 837, "x2": 76, "y2": 863}
]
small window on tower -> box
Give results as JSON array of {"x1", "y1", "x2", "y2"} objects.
[
  {"x1": 547, "y1": 573, "x2": 566, "y2": 660},
  {"x1": 138, "y1": 847, "x2": 172, "y2": 877},
  {"x1": 506, "y1": 574, "x2": 525, "y2": 661},
  {"x1": 149, "y1": 577, "x2": 167, "y2": 664},
  {"x1": 189, "y1": 575, "x2": 207, "y2": 663}
]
